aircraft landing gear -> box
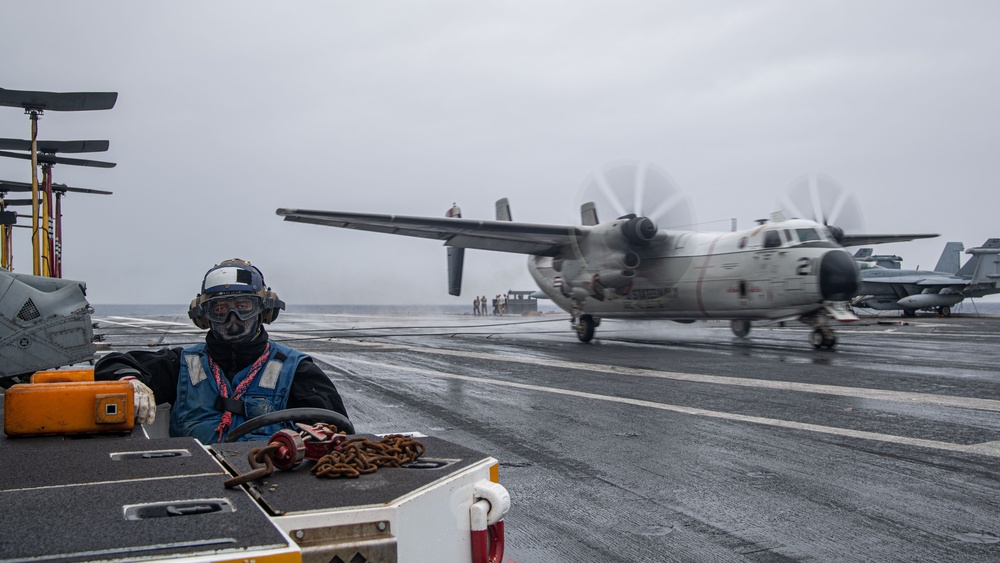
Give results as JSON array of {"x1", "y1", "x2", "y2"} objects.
[
  {"x1": 570, "y1": 300, "x2": 598, "y2": 343},
  {"x1": 938, "y1": 306, "x2": 951, "y2": 317},
  {"x1": 576, "y1": 314, "x2": 596, "y2": 343},
  {"x1": 810, "y1": 327, "x2": 836, "y2": 349},
  {"x1": 730, "y1": 319, "x2": 751, "y2": 338},
  {"x1": 801, "y1": 310, "x2": 839, "y2": 350}
]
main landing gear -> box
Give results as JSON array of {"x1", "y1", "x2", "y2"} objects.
[
  {"x1": 730, "y1": 319, "x2": 751, "y2": 338},
  {"x1": 571, "y1": 300, "x2": 599, "y2": 343}
]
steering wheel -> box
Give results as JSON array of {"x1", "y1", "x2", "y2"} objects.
[{"x1": 223, "y1": 407, "x2": 355, "y2": 443}]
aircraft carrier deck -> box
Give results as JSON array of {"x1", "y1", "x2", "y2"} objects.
[{"x1": 92, "y1": 308, "x2": 1000, "y2": 562}]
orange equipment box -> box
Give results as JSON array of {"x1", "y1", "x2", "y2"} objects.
[
  {"x1": 3, "y1": 379, "x2": 134, "y2": 437},
  {"x1": 29, "y1": 368, "x2": 97, "y2": 384}
]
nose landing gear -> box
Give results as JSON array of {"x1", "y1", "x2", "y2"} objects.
[
  {"x1": 802, "y1": 302, "x2": 855, "y2": 349},
  {"x1": 810, "y1": 327, "x2": 837, "y2": 349}
]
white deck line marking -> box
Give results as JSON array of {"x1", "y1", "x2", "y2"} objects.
[
  {"x1": 99, "y1": 316, "x2": 192, "y2": 328},
  {"x1": 313, "y1": 352, "x2": 1000, "y2": 458},
  {"x1": 332, "y1": 340, "x2": 1000, "y2": 413}
]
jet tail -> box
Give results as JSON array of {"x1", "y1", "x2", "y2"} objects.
[
  {"x1": 962, "y1": 238, "x2": 1000, "y2": 285},
  {"x1": 446, "y1": 204, "x2": 464, "y2": 296},
  {"x1": 933, "y1": 242, "x2": 964, "y2": 273}
]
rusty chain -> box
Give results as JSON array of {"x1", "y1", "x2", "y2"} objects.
[
  {"x1": 224, "y1": 443, "x2": 280, "y2": 488},
  {"x1": 224, "y1": 434, "x2": 426, "y2": 486},
  {"x1": 312, "y1": 434, "x2": 426, "y2": 479}
]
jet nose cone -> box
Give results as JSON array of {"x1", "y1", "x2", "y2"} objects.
[{"x1": 819, "y1": 250, "x2": 860, "y2": 301}]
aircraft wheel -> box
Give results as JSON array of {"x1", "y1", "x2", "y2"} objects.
[
  {"x1": 938, "y1": 306, "x2": 951, "y2": 317},
  {"x1": 811, "y1": 328, "x2": 836, "y2": 349},
  {"x1": 811, "y1": 328, "x2": 825, "y2": 349},
  {"x1": 731, "y1": 319, "x2": 751, "y2": 338},
  {"x1": 577, "y1": 314, "x2": 596, "y2": 343},
  {"x1": 902, "y1": 309, "x2": 916, "y2": 318},
  {"x1": 823, "y1": 331, "x2": 837, "y2": 348}
]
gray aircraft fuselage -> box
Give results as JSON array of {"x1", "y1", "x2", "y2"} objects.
[{"x1": 529, "y1": 218, "x2": 859, "y2": 321}]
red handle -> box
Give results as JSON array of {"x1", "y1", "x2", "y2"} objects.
[{"x1": 471, "y1": 520, "x2": 504, "y2": 563}]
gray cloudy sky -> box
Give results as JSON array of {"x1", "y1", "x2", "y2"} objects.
[{"x1": 2, "y1": 1, "x2": 998, "y2": 305}]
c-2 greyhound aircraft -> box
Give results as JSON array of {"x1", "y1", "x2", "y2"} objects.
[{"x1": 278, "y1": 163, "x2": 935, "y2": 348}]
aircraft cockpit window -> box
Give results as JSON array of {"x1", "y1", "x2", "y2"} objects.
[
  {"x1": 796, "y1": 228, "x2": 822, "y2": 242},
  {"x1": 763, "y1": 230, "x2": 782, "y2": 248},
  {"x1": 783, "y1": 229, "x2": 793, "y2": 243}
]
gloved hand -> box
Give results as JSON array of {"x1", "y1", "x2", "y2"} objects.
[{"x1": 120, "y1": 376, "x2": 156, "y2": 425}]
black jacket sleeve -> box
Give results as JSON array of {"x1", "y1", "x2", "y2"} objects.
[
  {"x1": 286, "y1": 357, "x2": 350, "y2": 419},
  {"x1": 93, "y1": 348, "x2": 184, "y2": 406}
]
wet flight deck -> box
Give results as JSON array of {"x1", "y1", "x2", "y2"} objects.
[{"x1": 92, "y1": 310, "x2": 1000, "y2": 562}]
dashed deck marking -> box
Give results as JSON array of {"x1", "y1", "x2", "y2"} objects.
[
  {"x1": 324, "y1": 340, "x2": 1000, "y2": 413},
  {"x1": 311, "y1": 345, "x2": 1000, "y2": 458}
]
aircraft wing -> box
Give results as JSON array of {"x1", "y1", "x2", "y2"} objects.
[
  {"x1": 276, "y1": 208, "x2": 584, "y2": 256},
  {"x1": 862, "y1": 274, "x2": 965, "y2": 287},
  {"x1": 839, "y1": 233, "x2": 939, "y2": 246}
]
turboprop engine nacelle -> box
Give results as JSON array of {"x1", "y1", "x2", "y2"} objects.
[
  {"x1": 897, "y1": 293, "x2": 964, "y2": 308},
  {"x1": 593, "y1": 269, "x2": 635, "y2": 291},
  {"x1": 620, "y1": 216, "x2": 657, "y2": 246}
]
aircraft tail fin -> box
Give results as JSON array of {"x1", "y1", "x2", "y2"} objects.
[
  {"x1": 933, "y1": 242, "x2": 964, "y2": 273},
  {"x1": 581, "y1": 202, "x2": 599, "y2": 226},
  {"x1": 962, "y1": 238, "x2": 1000, "y2": 285},
  {"x1": 446, "y1": 204, "x2": 464, "y2": 296},
  {"x1": 853, "y1": 248, "x2": 873, "y2": 260},
  {"x1": 495, "y1": 198, "x2": 512, "y2": 222}
]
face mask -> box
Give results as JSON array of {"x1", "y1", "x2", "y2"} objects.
[{"x1": 210, "y1": 310, "x2": 260, "y2": 344}]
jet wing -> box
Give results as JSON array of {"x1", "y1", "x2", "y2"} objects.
[
  {"x1": 915, "y1": 277, "x2": 969, "y2": 287},
  {"x1": 839, "y1": 233, "x2": 939, "y2": 246},
  {"x1": 276, "y1": 208, "x2": 584, "y2": 256},
  {"x1": 862, "y1": 273, "x2": 965, "y2": 287}
]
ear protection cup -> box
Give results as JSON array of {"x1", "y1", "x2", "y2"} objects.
[
  {"x1": 260, "y1": 288, "x2": 285, "y2": 324},
  {"x1": 188, "y1": 296, "x2": 212, "y2": 330}
]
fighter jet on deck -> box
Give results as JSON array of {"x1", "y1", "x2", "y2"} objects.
[{"x1": 853, "y1": 239, "x2": 1000, "y2": 316}]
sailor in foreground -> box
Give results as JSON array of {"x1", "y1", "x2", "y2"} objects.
[{"x1": 95, "y1": 258, "x2": 349, "y2": 443}]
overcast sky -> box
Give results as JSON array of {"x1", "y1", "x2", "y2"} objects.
[{"x1": 2, "y1": 1, "x2": 998, "y2": 305}]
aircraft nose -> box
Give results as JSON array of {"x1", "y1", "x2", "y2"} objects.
[{"x1": 819, "y1": 250, "x2": 860, "y2": 301}]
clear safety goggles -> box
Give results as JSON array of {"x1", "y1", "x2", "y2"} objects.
[{"x1": 201, "y1": 294, "x2": 264, "y2": 323}]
